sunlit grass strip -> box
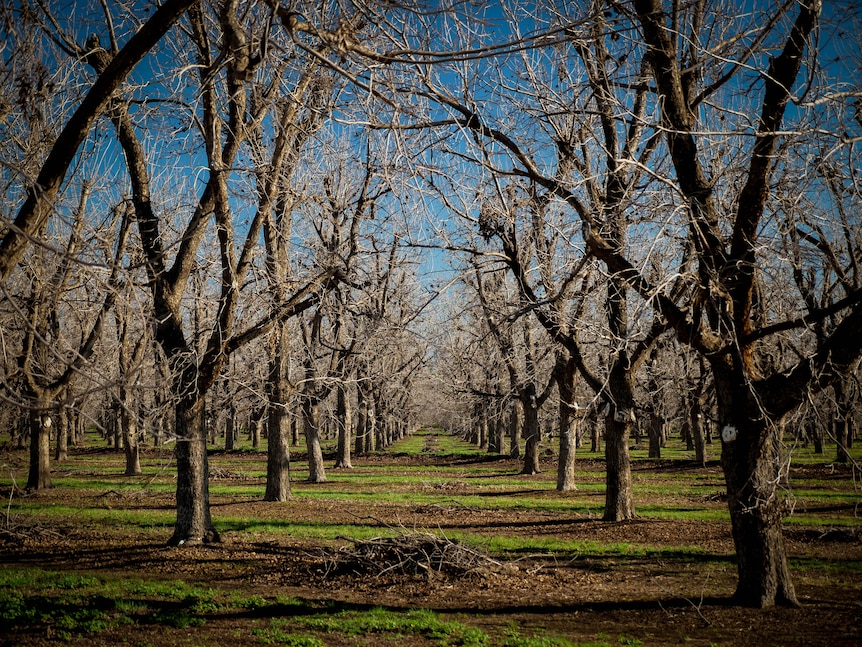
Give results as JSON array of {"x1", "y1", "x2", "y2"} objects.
[
  {"x1": 454, "y1": 532, "x2": 720, "y2": 560},
  {"x1": 6, "y1": 503, "x2": 175, "y2": 528},
  {"x1": 282, "y1": 606, "x2": 488, "y2": 645}
]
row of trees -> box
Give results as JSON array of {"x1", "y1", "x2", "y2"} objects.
[{"x1": 1, "y1": 0, "x2": 860, "y2": 608}]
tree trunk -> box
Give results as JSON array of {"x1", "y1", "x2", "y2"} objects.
[
  {"x1": 590, "y1": 414, "x2": 600, "y2": 453},
  {"x1": 603, "y1": 415, "x2": 634, "y2": 521},
  {"x1": 252, "y1": 411, "x2": 263, "y2": 450},
  {"x1": 834, "y1": 382, "x2": 851, "y2": 463},
  {"x1": 520, "y1": 387, "x2": 541, "y2": 475},
  {"x1": 509, "y1": 399, "x2": 521, "y2": 458},
  {"x1": 333, "y1": 382, "x2": 353, "y2": 469},
  {"x1": 264, "y1": 402, "x2": 291, "y2": 501},
  {"x1": 691, "y1": 397, "x2": 707, "y2": 467},
  {"x1": 647, "y1": 409, "x2": 662, "y2": 459},
  {"x1": 121, "y1": 389, "x2": 142, "y2": 476},
  {"x1": 555, "y1": 354, "x2": 577, "y2": 492},
  {"x1": 479, "y1": 403, "x2": 488, "y2": 449},
  {"x1": 602, "y1": 364, "x2": 635, "y2": 521},
  {"x1": 646, "y1": 350, "x2": 662, "y2": 459},
  {"x1": 54, "y1": 403, "x2": 68, "y2": 462},
  {"x1": 264, "y1": 323, "x2": 292, "y2": 500},
  {"x1": 303, "y1": 397, "x2": 327, "y2": 483},
  {"x1": 355, "y1": 388, "x2": 367, "y2": 455},
  {"x1": 27, "y1": 400, "x2": 53, "y2": 490},
  {"x1": 225, "y1": 402, "x2": 235, "y2": 450},
  {"x1": 468, "y1": 402, "x2": 480, "y2": 445},
  {"x1": 715, "y1": 373, "x2": 798, "y2": 608},
  {"x1": 169, "y1": 394, "x2": 219, "y2": 545}
]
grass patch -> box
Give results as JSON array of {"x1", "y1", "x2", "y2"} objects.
[{"x1": 284, "y1": 606, "x2": 488, "y2": 646}]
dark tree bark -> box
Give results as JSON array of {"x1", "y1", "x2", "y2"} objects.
[
  {"x1": 0, "y1": 0, "x2": 197, "y2": 282},
  {"x1": 333, "y1": 381, "x2": 354, "y2": 469},
  {"x1": 633, "y1": 0, "x2": 828, "y2": 606},
  {"x1": 834, "y1": 381, "x2": 852, "y2": 463},
  {"x1": 27, "y1": 401, "x2": 52, "y2": 490},
  {"x1": 555, "y1": 352, "x2": 578, "y2": 491},
  {"x1": 603, "y1": 361, "x2": 635, "y2": 521},
  {"x1": 264, "y1": 322, "x2": 292, "y2": 501},
  {"x1": 169, "y1": 389, "x2": 218, "y2": 545},
  {"x1": 54, "y1": 393, "x2": 69, "y2": 463}
]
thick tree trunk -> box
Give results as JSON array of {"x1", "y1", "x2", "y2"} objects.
[
  {"x1": 354, "y1": 390, "x2": 367, "y2": 456},
  {"x1": 224, "y1": 403, "x2": 235, "y2": 451},
  {"x1": 121, "y1": 390, "x2": 142, "y2": 476},
  {"x1": 27, "y1": 401, "x2": 53, "y2": 490},
  {"x1": 479, "y1": 404, "x2": 489, "y2": 449},
  {"x1": 590, "y1": 414, "x2": 600, "y2": 453},
  {"x1": 520, "y1": 388, "x2": 541, "y2": 475},
  {"x1": 509, "y1": 399, "x2": 521, "y2": 458},
  {"x1": 488, "y1": 404, "x2": 504, "y2": 454},
  {"x1": 468, "y1": 402, "x2": 480, "y2": 445},
  {"x1": 647, "y1": 410, "x2": 662, "y2": 460},
  {"x1": 555, "y1": 354, "x2": 577, "y2": 492},
  {"x1": 834, "y1": 382, "x2": 851, "y2": 463},
  {"x1": 251, "y1": 408, "x2": 262, "y2": 449},
  {"x1": 715, "y1": 373, "x2": 798, "y2": 608},
  {"x1": 265, "y1": 322, "x2": 291, "y2": 500},
  {"x1": 364, "y1": 405, "x2": 375, "y2": 453},
  {"x1": 54, "y1": 403, "x2": 68, "y2": 462},
  {"x1": 303, "y1": 398, "x2": 327, "y2": 483},
  {"x1": 169, "y1": 395, "x2": 219, "y2": 545},
  {"x1": 603, "y1": 415, "x2": 634, "y2": 521},
  {"x1": 333, "y1": 382, "x2": 353, "y2": 469},
  {"x1": 646, "y1": 351, "x2": 662, "y2": 459},
  {"x1": 602, "y1": 365, "x2": 635, "y2": 521},
  {"x1": 264, "y1": 403, "x2": 291, "y2": 501}
]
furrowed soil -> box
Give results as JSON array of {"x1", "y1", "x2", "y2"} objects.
[{"x1": 1, "y1": 433, "x2": 861, "y2": 646}]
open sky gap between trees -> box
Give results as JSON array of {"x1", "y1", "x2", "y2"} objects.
[{"x1": 0, "y1": 0, "x2": 861, "y2": 611}]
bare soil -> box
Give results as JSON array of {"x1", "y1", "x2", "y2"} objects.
[{"x1": 2, "y1": 452, "x2": 861, "y2": 646}]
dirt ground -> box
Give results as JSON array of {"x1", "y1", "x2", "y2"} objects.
[{"x1": 2, "y1": 454, "x2": 861, "y2": 646}]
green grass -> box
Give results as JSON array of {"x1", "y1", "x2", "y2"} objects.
[
  {"x1": 283, "y1": 606, "x2": 489, "y2": 645},
  {"x1": 3, "y1": 567, "x2": 617, "y2": 647},
  {"x1": 0, "y1": 568, "x2": 227, "y2": 639}
]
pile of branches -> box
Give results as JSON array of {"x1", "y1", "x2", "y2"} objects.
[{"x1": 323, "y1": 530, "x2": 508, "y2": 579}]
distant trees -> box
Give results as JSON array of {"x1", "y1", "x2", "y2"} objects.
[{"x1": 284, "y1": 0, "x2": 861, "y2": 607}]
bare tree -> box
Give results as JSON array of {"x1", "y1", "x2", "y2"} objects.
[{"x1": 0, "y1": 0, "x2": 196, "y2": 283}]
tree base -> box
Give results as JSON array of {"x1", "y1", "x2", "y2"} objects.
[
  {"x1": 731, "y1": 586, "x2": 800, "y2": 609},
  {"x1": 166, "y1": 528, "x2": 221, "y2": 546}
]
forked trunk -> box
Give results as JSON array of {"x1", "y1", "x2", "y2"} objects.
[
  {"x1": 715, "y1": 374, "x2": 798, "y2": 607},
  {"x1": 169, "y1": 396, "x2": 219, "y2": 545}
]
